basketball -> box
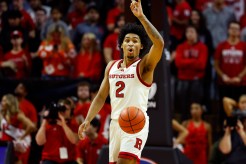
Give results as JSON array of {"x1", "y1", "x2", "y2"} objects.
[{"x1": 118, "y1": 106, "x2": 145, "y2": 134}]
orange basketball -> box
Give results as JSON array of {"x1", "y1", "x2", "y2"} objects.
[{"x1": 118, "y1": 106, "x2": 146, "y2": 134}]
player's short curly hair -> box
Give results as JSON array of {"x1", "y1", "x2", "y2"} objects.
[{"x1": 118, "y1": 23, "x2": 150, "y2": 58}]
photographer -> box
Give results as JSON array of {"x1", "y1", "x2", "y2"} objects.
[
  {"x1": 35, "y1": 98, "x2": 79, "y2": 164},
  {"x1": 219, "y1": 95, "x2": 246, "y2": 163}
]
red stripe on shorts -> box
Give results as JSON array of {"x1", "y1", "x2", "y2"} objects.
[{"x1": 119, "y1": 152, "x2": 140, "y2": 163}]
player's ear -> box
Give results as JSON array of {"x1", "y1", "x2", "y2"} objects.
[{"x1": 141, "y1": 44, "x2": 143, "y2": 49}]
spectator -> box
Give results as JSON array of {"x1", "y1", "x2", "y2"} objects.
[
  {"x1": 219, "y1": 95, "x2": 246, "y2": 163},
  {"x1": 174, "y1": 25, "x2": 208, "y2": 119},
  {"x1": 14, "y1": 82, "x2": 38, "y2": 127},
  {"x1": 35, "y1": 99, "x2": 79, "y2": 164},
  {"x1": 11, "y1": 0, "x2": 36, "y2": 37},
  {"x1": 170, "y1": 0, "x2": 192, "y2": 50},
  {"x1": 73, "y1": 81, "x2": 91, "y2": 124},
  {"x1": 67, "y1": 0, "x2": 87, "y2": 30},
  {"x1": 27, "y1": 0, "x2": 51, "y2": 23},
  {"x1": 73, "y1": 32, "x2": 103, "y2": 81},
  {"x1": 223, "y1": 95, "x2": 246, "y2": 117},
  {"x1": 38, "y1": 25, "x2": 75, "y2": 78},
  {"x1": 203, "y1": 0, "x2": 236, "y2": 48},
  {"x1": 73, "y1": 4, "x2": 104, "y2": 49},
  {"x1": 189, "y1": 9, "x2": 213, "y2": 108},
  {"x1": 182, "y1": 102, "x2": 212, "y2": 164},
  {"x1": 0, "y1": 0, "x2": 8, "y2": 32},
  {"x1": 0, "y1": 30, "x2": 32, "y2": 79},
  {"x1": 0, "y1": 10, "x2": 30, "y2": 53},
  {"x1": 76, "y1": 117, "x2": 108, "y2": 164},
  {"x1": 41, "y1": 7, "x2": 70, "y2": 40},
  {"x1": 103, "y1": 14, "x2": 125, "y2": 63},
  {"x1": 214, "y1": 21, "x2": 246, "y2": 101},
  {"x1": 0, "y1": 94, "x2": 36, "y2": 164},
  {"x1": 224, "y1": 0, "x2": 244, "y2": 21},
  {"x1": 106, "y1": 0, "x2": 124, "y2": 32},
  {"x1": 172, "y1": 119, "x2": 189, "y2": 150}
]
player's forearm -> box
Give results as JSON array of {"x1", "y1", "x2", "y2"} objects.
[
  {"x1": 138, "y1": 15, "x2": 164, "y2": 47},
  {"x1": 85, "y1": 95, "x2": 106, "y2": 122}
]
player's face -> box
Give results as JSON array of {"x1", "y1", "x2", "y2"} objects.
[
  {"x1": 239, "y1": 96, "x2": 246, "y2": 111},
  {"x1": 121, "y1": 33, "x2": 143, "y2": 61},
  {"x1": 228, "y1": 23, "x2": 240, "y2": 38},
  {"x1": 190, "y1": 103, "x2": 203, "y2": 118}
]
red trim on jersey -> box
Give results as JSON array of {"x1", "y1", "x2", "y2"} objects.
[
  {"x1": 117, "y1": 59, "x2": 124, "y2": 69},
  {"x1": 136, "y1": 61, "x2": 152, "y2": 87},
  {"x1": 109, "y1": 162, "x2": 117, "y2": 164},
  {"x1": 119, "y1": 152, "x2": 140, "y2": 163},
  {"x1": 108, "y1": 60, "x2": 118, "y2": 75}
]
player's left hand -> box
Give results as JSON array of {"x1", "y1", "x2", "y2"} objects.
[{"x1": 130, "y1": 0, "x2": 144, "y2": 18}]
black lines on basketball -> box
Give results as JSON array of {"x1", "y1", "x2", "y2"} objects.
[{"x1": 127, "y1": 107, "x2": 135, "y2": 133}]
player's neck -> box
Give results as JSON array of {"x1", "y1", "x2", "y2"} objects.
[{"x1": 123, "y1": 57, "x2": 139, "y2": 68}]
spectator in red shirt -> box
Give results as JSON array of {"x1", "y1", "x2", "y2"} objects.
[
  {"x1": 0, "y1": 30, "x2": 31, "y2": 79},
  {"x1": 38, "y1": 25, "x2": 75, "y2": 78},
  {"x1": 170, "y1": 0, "x2": 192, "y2": 49},
  {"x1": 67, "y1": 0, "x2": 87, "y2": 29},
  {"x1": 0, "y1": 94, "x2": 36, "y2": 164},
  {"x1": 14, "y1": 83, "x2": 38, "y2": 126},
  {"x1": 174, "y1": 25, "x2": 208, "y2": 120},
  {"x1": 106, "y1": 0, "x2": 124, "y2": 32},
  {"x1": 182, "y1": 102, "x2": 212, "y2": 164},
  {"x1": 35, "y1": 99, "x2": 79, "y2": 164},
  {"x1": 103, "y1": 14, "x2": 125, "y2": 64},
  {"x1": 214, "y1": 21, "x2": 246, "y2": 101},
  {"x1": 74, "y1": 81, "x2": 91, "y2": 124},
  {"x1": 73, "y1": 32, "x2": 103, "y2": 81},
  {"x1": 76, "y1": 117, "x2": 108, "y2": 164}
]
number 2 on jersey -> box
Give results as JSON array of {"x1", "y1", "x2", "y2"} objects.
[{"x1": 116, "y1": 81, "x2": 125, "y2": 98}]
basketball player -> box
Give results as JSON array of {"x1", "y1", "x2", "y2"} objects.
[{"x1": 78, "y1": 0, "x2": 164, "y2": 163}]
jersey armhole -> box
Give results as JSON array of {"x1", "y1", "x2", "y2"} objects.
[
  {"x1": 136, "y1": 60, "x2": 152, "y2": 87},
  {"x1": 108, "y1": 60, "x2": 118, "y2": 75}
]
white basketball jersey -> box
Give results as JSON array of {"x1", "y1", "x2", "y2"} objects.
[{"x1": 109, "y1": 59, "x2": 151, "y2": 120}]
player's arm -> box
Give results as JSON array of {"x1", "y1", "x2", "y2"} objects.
[
  {"x1": 78, "y1": 61, "x2": 112, "y2": 139},
  {"x1": 131, "y1": 0, "x2": 164, "y2": 70}
]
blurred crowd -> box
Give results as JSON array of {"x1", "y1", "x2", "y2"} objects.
[{"x1": 0, "y1": 0, "x2": 246, "y2": 163}]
